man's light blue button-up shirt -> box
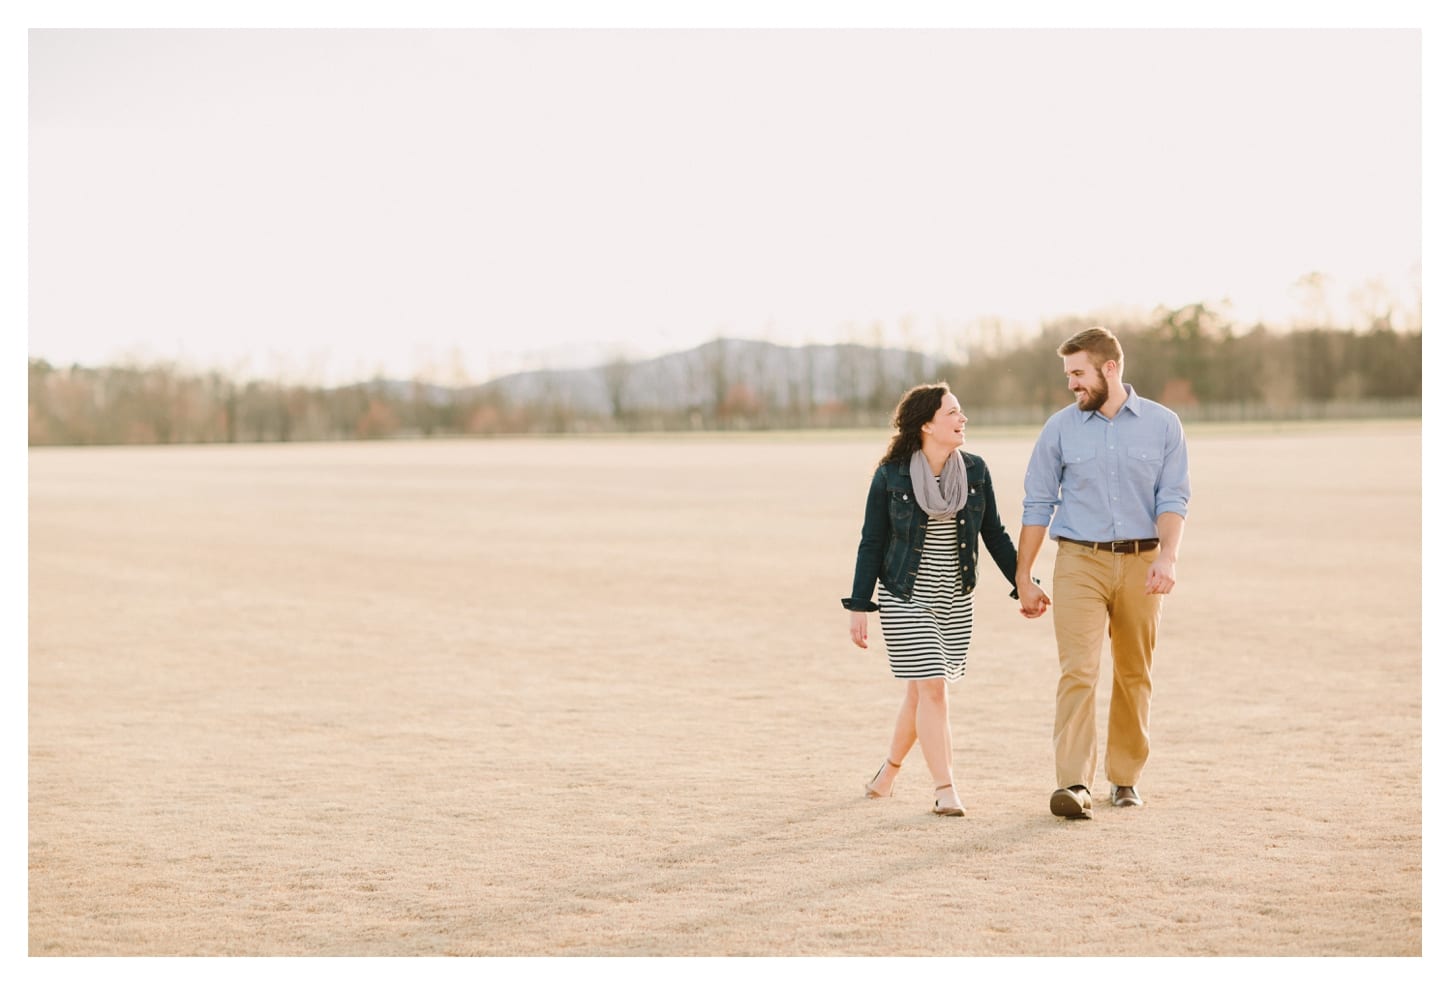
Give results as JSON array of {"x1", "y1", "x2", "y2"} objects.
[{"x1": 1022, "y1": 384, "x2": 1191, "y2": 542}]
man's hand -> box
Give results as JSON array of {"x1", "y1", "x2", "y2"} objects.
[
  {"x1": 1018, "y1": 581, "x2": 1051, "y2": 618},
  {"x1": 1145, "y1": 557, "x2": 1176, "y2": 595}
]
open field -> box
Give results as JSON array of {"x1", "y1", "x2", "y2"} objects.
[{"x1": 28, "y1": 421, "x2": 1422, "y2": 956}]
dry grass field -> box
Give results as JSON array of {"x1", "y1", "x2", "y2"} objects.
[{"x1": 27, "y1": 421, "x2": 1422, "y2": 958}]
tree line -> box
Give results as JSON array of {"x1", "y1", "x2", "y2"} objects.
[{"x1": 28, "y1": 303, "x2": 1421, "y2": 446}]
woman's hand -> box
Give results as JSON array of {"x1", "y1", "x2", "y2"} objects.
[{"x1": 849, "y1": 611, "x2": 870, "y2": 648}]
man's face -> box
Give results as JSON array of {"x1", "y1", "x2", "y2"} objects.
[{"x1": 1063, "y1": 351, "x2": 1109, "y2": 412}]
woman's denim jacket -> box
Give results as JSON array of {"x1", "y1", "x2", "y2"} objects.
[{"x1": 842, "y1": 451, "x2": 1021, "y2": 612}]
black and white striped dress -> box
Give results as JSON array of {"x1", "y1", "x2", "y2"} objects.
[{"x1": 878, "y1": 513, "x2": 975, "y2": 681}]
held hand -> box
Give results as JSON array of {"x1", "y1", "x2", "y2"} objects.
[
  {"x1": 1145, "y1": 558, "x2": 1177, "y2": 595},
  {"x1": 1018, "y1": 583, "x2": 1051, "y2": 619},
  {"x1": 849, "y1": 611, "x2": 869, "y2": 648}
]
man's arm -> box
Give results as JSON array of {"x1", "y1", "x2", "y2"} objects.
[
  {"x1": 1017, "y1": 420, "x2": 1061, "y2": 619},
  {"x1": 1016, "y1": 524, "x2": 1050, "y2": 616},
  {"x1": 1145, "y1": 511, "x2": 1184, "y2": 595},
  {"x1": 1146, "y1": 413, "x2": 1189, "y2": 595}
]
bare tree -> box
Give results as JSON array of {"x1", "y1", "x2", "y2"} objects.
[
  {"x1": 601, "y1": 348, "x2": 633, "y2": 427},
  {"x1": 1291, "y1": 271, "x2": 1334, "y2": 329}
]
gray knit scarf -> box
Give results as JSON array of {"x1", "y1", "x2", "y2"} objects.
[{"x1": 909, "y1": 449, "x2": 968, "y2": 520}]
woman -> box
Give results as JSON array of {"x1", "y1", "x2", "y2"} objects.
[{"x1": 842, "y1": 382, "x2": 1049, "y2": 816}]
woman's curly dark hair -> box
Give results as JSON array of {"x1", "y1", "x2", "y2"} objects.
[{"x1": 879, "y1": 382, "x2": 951, "y2": 467}]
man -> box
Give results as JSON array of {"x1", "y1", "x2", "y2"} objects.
[{"x1": 1014, "y1": 327, "x2": 1191, "y2": 820}]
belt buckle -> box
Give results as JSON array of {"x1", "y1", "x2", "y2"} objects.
[{"x1": 1110, "y1": 539, "x2": 1132, "y2": 554}]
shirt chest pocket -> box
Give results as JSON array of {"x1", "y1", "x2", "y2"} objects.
[
  {"x1": 1125, "y1": 444, "x2": 1163, "y2": 482},
  {"x1": 1061, "y1": 445, "x2": 1097, "y2": 495}
]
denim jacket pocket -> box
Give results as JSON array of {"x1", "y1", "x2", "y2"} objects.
[
  {"x1": 965, "y1": 483, "x2": 984, "y2": 513},
  {"x1": 887, "y1": 488, "x2": 915, "y2": 535}
]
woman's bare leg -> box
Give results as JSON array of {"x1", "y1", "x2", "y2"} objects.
[
  {"x1": 915, "y1": 678, "x2": 962, "y2": 812},
  {"x1": 866, "y1": 681, "x2": 918, "y2": 796}
]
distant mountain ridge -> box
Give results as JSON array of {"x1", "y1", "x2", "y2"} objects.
[
  {"x1": 29, "y1": 316, "x2": 1423, "y2": 447},
  {"x1": 406, "y1": 337, "x2": 941, "y2": 416}
]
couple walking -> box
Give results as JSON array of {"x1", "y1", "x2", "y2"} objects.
[{"x1": 842, "y1": 327, "x2": 1192, "y2": 820}]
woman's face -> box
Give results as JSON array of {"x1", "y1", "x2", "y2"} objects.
[{"x1": 921, "y1": 392, "x2": 967, "y2": 448}]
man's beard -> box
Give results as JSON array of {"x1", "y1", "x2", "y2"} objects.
[{"x1": 1075, "y1": 377, "x2": 1108, "y2": 412}]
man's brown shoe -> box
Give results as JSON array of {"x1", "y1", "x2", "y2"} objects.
[
  {"x1": 1050, "y1": 785, "x2": 1092, "y2": 820},
  {"x1": 1110, "y1": 784, "x2": 1143, "y2": 807}
]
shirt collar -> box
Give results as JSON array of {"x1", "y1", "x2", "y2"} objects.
[{"x1": 1079, "y1": 383, "x2": 1143, "y2": 422}]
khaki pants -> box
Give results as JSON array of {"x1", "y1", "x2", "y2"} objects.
[{"x1": 1051, "y1": 540, "x2": 1163, "y2": 790}]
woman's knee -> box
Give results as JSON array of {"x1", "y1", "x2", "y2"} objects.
[{"x1": 916, "y1": 678, "x2": 948, "y2": 705}]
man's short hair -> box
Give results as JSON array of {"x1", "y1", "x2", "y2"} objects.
[{"x1": 1057, "y1": 327, "x2": 1124, "y2": 368}]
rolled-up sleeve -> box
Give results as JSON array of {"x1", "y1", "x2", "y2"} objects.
[
  {"x1": 1021, "y1": 421, "x2": 1063, "y2": 528},
  {"x1": 1154, "y1": 414, "x2": 1191, "y2": 518}
]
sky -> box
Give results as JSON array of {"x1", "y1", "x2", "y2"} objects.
[{"x1": 21, "y1": 7, "x2": 1433, "y2": 387}]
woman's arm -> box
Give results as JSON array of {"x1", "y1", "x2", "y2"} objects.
[
  {"x1": 977, "y1": 460, "x2": 1022, "y2": 594},
  {"x1": 841, "y1": 467, "x2": 888, "y2": 612}
]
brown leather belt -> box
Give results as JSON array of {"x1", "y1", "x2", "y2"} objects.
[{"x1": 1058, "y1": 537, "x2": 1160, "y2": 554}]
